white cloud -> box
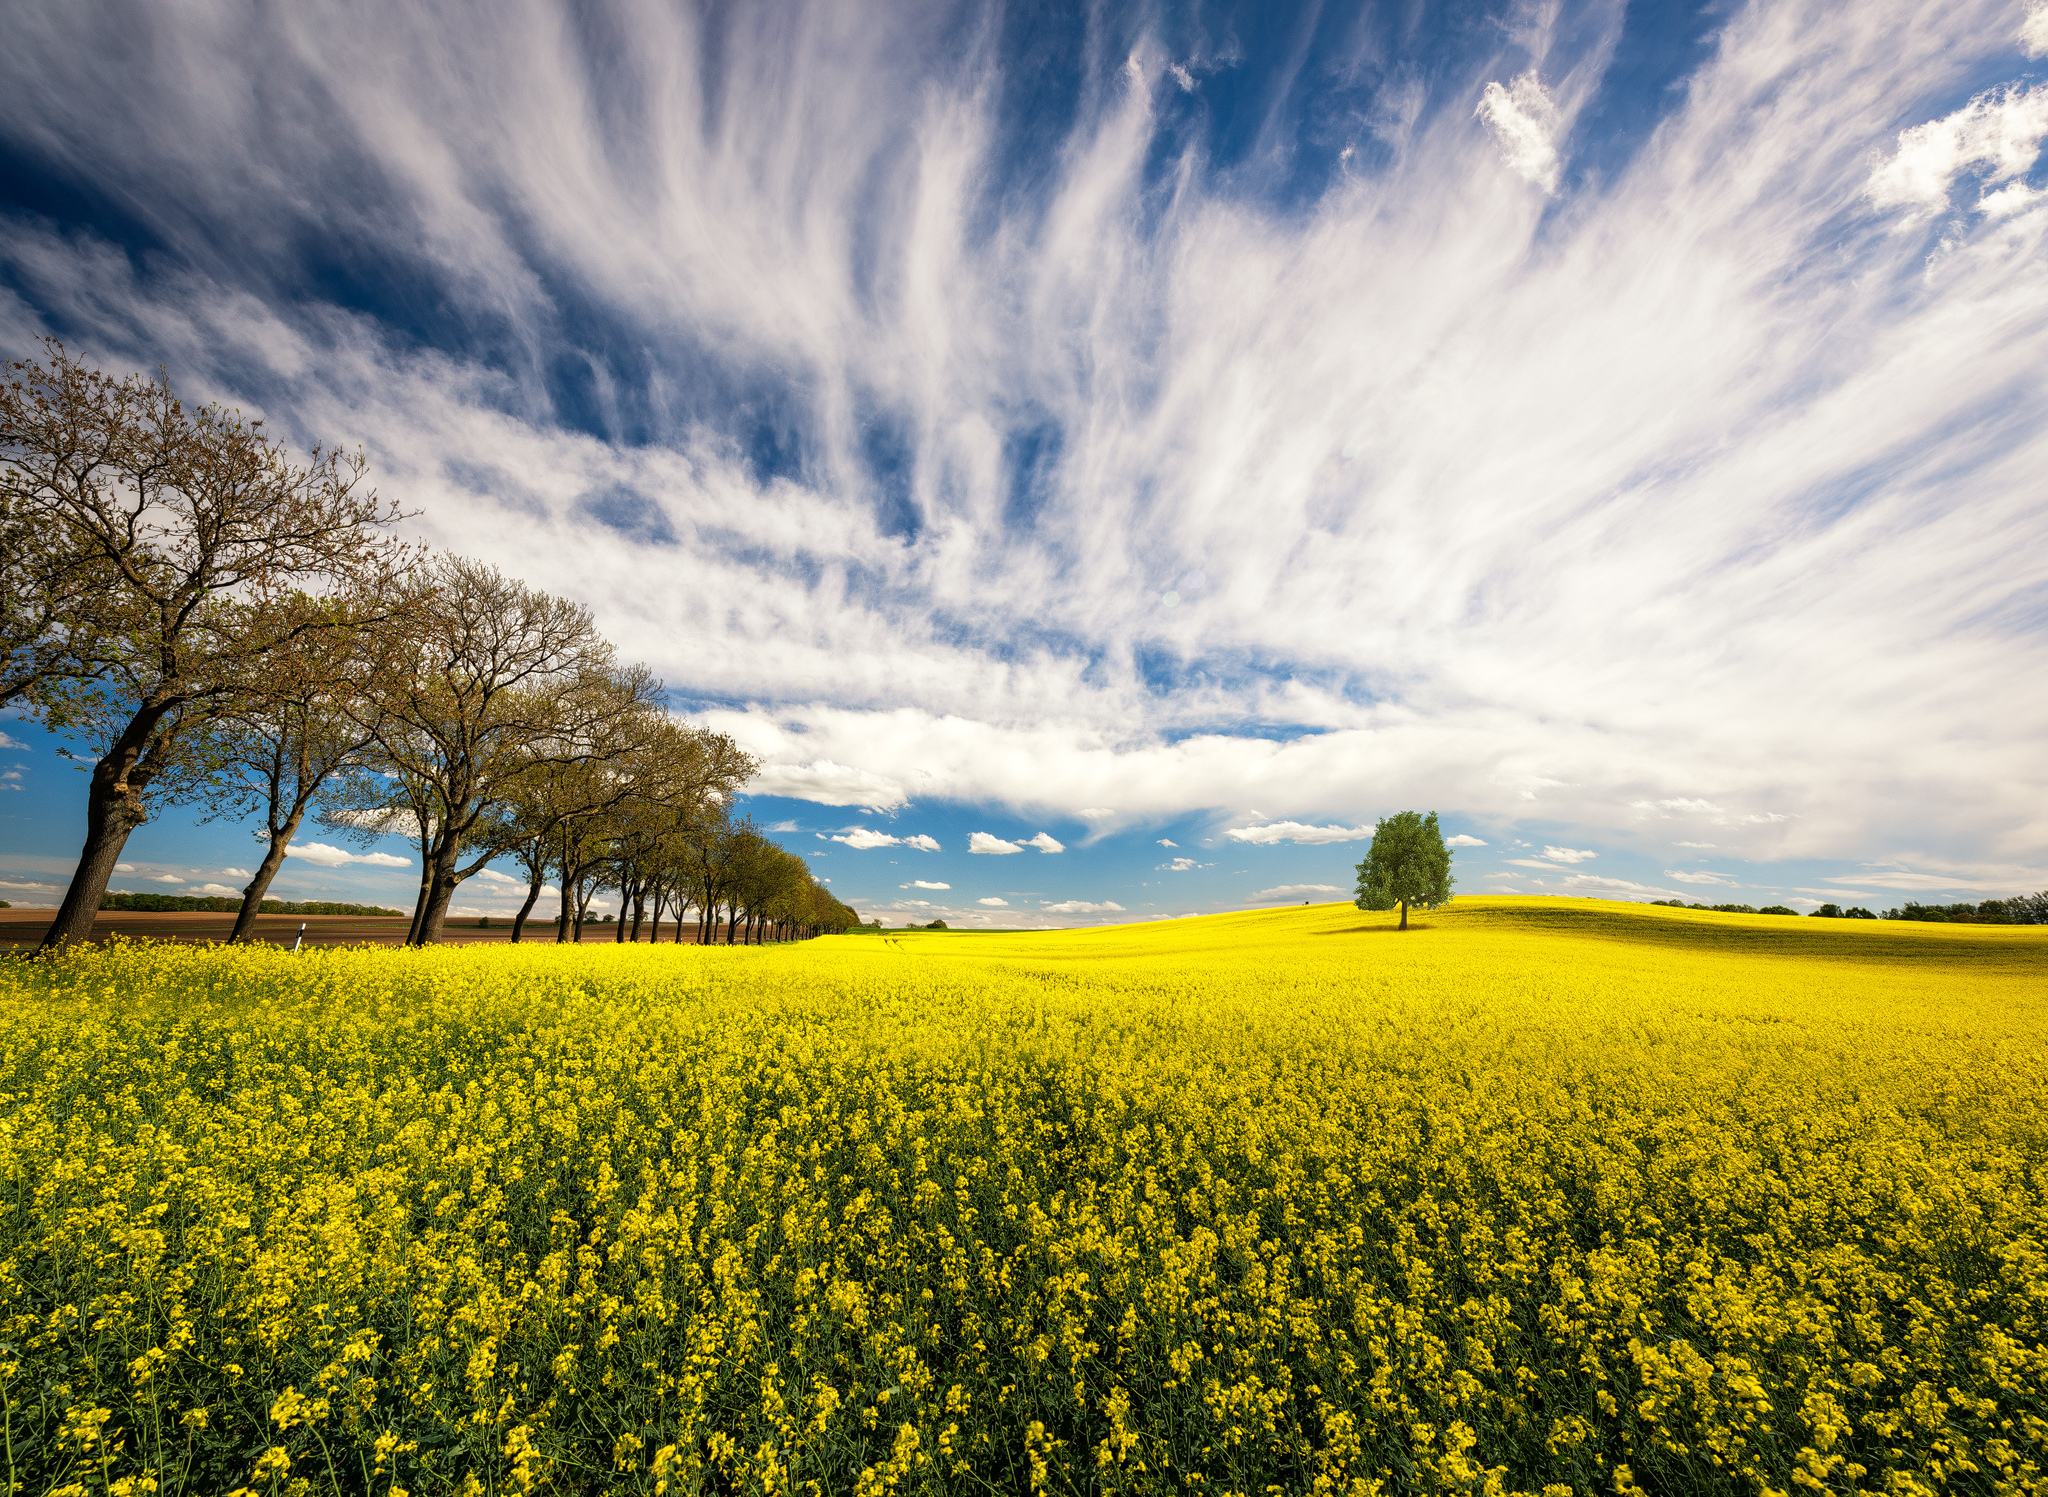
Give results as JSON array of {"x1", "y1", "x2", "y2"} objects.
[
  {"x1": 1633, "y1": 799, "x2": 1724, "y2": 816},
  {"x1": 750, "y1": 760, "x2": 907, "y2": 810},
  {"x1": 1825, "y1": 869, "x2": 2026, "y2": 893},
  {"x1": 970, "y1": 833, "x2": 1022, "y2": 855},
  {"x1": 1558, "y1": 875, "x2": 1686, "y2": 899},
  {"x1": 0, "y1": 769, "x2": 21, "y2": 788},
  {"x1": 0, "y1": 879, "x2": 54, "y2": 891},
  {"x1": 1024, "y1": 832, "x2": 1065, "y2": 853},
  {"x1": 765, "y1": 819, "x2": 800, "y2": 832},
  {"x1": 1225, "y1": 821, "x2": 1372, "y2": 846},
  {"x1": 905, "y1": 880, "x2": 951, "y2": 890},
  {"x1": 1664, "y1": 868, "x2": 1739, "y2": 885},
  {"x1": 1156, "y1": 856, "x2": 1208, "y2": 872},
  {"x1": 150, "y1": 874, "x2": 184, "y2": 884},
  {"x1": 1249, "y1": 883, "x2": 1344, "y2": 901},
  {"x1": 1157, "y1": 838, "x2": 1178, "y2": 847},
  {"x1": 1867, "y1": 84, "x2": 2048, "y2": 217},
  {"x1": 1475, "y1": 73, "x2": 1562, "y2": 192},
  {"x1": 1540, "y1": 846, "x2": 1597, "y2": 864},
  {"x1": 220, "y1": 867, "x2": 254, "y2": 879},
  {"x1": 285, "y1": 842, "x2": 410, "y2": 869},
  {"x1": 1445, "y1": 834, "x2": 1486, "y2": 848},
  {"x1": 1796, "y1": 887, "x2": 1869, "y2": 898},
  {"x1": 193, "y1": 883, "x2": 241, "y2": 896},
  {"x1": 475, "y1": 867, "x2": 526, "y2": 884},
  {"x1": 0, "y1": 732, "x2": 26, "y2": 749},
  {"x1": 1675, "y1": 841, "x2": 1716, "y2": 849},
  {"x1": 1976, "y1": 180, "x2": 2040, "y2": 218},
  {"x1": 977, "y1": 896, "x2": 1009, "y2": 906},
  {"x1": 901, "y1": 834, "x2": 941, "y2": 852},
  {"x1": 1076, "y1": 808, "x2": 1116, "y2": 820},
  {"x1": 831, "y1": 828, "x2": 902, "y2": 850},
  {"x1": 1041, "y1": 900, "x2": 1126, "y2": 915},
  {"x1": 2027, "y1": 1, "x2": 2048, "y2": 56},
  {"x1": 114, "y1": 862, "x2": 134, "y2": 872}
]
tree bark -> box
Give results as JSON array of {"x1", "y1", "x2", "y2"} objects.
[
  {"x1": 510, "y1": 870, "x2": 544, "y2": 942},
  {"x1": 39, "y1": 765, "x2": 148, "y2": 952},
  {"x1": 231, "y1": 805, "x2": 309, "y2": 942},
  {"x1": 1399, "y1": 899, "x2": 1409, "y2": 931},
  {"x1": 40, "y1": 702, "x2": 179, "y2": 954}
]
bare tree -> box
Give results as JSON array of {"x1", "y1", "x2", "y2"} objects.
[{"x1": 1, "y1": 344, "x2": 406, "y2": 953}]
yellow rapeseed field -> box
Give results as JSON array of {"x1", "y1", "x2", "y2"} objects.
[{"x1": 1, "y1": 897, "x2": 2044, "y2": 1497}]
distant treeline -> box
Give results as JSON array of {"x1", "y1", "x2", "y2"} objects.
[
  {"x1": 100, "y1": 892, "x2": 404, "y2": 917},
  {"x1": 1880, "y1": 896, "x2": 2048, "y2": 924},
  {"x1": 1651, "y1": 893, "x2": 2047, "y2": 924}
]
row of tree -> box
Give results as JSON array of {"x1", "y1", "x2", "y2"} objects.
[{"x1": 1, "y1": 342, "x2": 862, "y2": 951}]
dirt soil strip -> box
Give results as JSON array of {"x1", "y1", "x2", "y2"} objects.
[{"x1": 0, "y1": 910, "x2": 729, "y2": 948}]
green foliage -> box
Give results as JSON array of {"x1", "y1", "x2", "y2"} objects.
[
  {"x1": 1886, "y1": 895, "x2": 2048, "y2": 925},
  {"x1": 1354, "y1": 810, "x2": 1454, "y2": 927},
  {"x1": 1757, "y1": 905, "x2": 1798, "y2": 916}
]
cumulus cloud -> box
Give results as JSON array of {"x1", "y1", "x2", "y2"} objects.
[
  {"x1": 831, "y1": 828, "x2": 903, "y2": 850},
  {"x1": 1156, "y1": 856, "x2": 1208, "y2": 872},
  {"x1": 0, "y1": 879, "x2": 54, "y2": 892},
  {"x1": 1540, "y1": 847, "x2": 1598, "y2": 864},
  {"x1": 1024, "y1": 832, "x2": 1065, "y2": 853},
  {"x1": 977, "y1": 896, "x2": 1009, "y2": 906},
  {"x1": 1664, "y1": 869, "x2": 1739, "y2": 885},
  {"x1": 751, "y1": 761, "x2": 907, "y2": 810},
  {"x1": 1249, "y1": 883, "x2": 1344, "y2": 901},
  {"x1": 904, "y1": 880, "x2": 951, "y2": 890},
  {"x1": 1867, "y1": 84, "x2": 2048, "y2": 217},
  {"x1": 192, "y1": 883, "x2": 240, "y2": 896},
  {"x1": 220, "y1": 867, "x2": 254, "y2": 879},
  {"x1": 1157, "y1": 838, "x2": 1178, "y2": 847},
  {"x1": 1476, "y1": 73, "x2": 1563, "y2": 192},
  {"x1": 149, "y1": 874, "x2": 184, "y2": 883},
  {"x1": 902, "y1": 834, "x2": 941, "y2": 852},
  {"x1": 970, "y1": 833, "x2": 1022, "y2": 855},
  {"x1": 1445, "y1": 835, "x2": 1486, "y2": 848},
  {"x1": 1224, "y1": 822, "x2": 1373, "y2": 846},
  {"x1": 1076, "y1": 809, "x2": 1116, "y2": 820},
  {"x1": 114, "y1": 862, "x2": 134, "y2": 872},
  {"x1": 285, "y1": 842, "x2": 410, "y2": 868},
  {"x1": 0, "y1": 769, "x2": 21, "y2": 789},
  {"x1": 1041, "y1": 899, "x2": 1126, "y2": 914},
  {"x1": 0, "y1": 731, "x2": 27, "y2": 749}
]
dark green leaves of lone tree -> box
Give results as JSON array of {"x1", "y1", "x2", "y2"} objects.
[{"x1": 1354, "y1": 810, "x2": 1455, "y2": 930}]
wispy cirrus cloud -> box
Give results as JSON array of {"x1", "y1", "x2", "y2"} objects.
[{"x1": 0, "y1": 0, "x2": 2040, "y2": 884}]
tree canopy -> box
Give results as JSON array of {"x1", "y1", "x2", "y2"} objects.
[{"x1": 1354, "y1": 811, "x2": 1455, "y2": 930}]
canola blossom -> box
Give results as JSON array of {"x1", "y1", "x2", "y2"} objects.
[{"x1": 1, "y1": 897, "x2": 2044, "y2": 1496}]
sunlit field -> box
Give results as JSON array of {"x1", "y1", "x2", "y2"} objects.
[{"x1": 3, "y1": 898, "x2": 2044, "y2": 1496}]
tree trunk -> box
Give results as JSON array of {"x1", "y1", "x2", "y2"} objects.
[
  {"x1": 39, "y1": 764, "x2": 150, "y2": 953},
  {"x1": 556, "y1": 830, "x2": 575, "y2": 943},
  {"x1": 403, "y1": 867, "x2": 433, "y2": 945},
  {"x1": 231, "y1": 805, "x2": 309, "y2": 942},
  {"x1": 1399, "y1": 899, "x2": 1409, "y2": 931},
  {"x1": 510, "y1": 869, "x2": 544, "y2": 942}
]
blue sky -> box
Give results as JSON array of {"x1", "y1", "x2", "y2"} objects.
[{"x1": 4, "y1": 0, "x2": 2047, "y2": 926}]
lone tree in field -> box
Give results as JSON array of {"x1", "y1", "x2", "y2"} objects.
[{"x1": 1354, "y1": 810, "x2": 1455, "y2": 930}]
